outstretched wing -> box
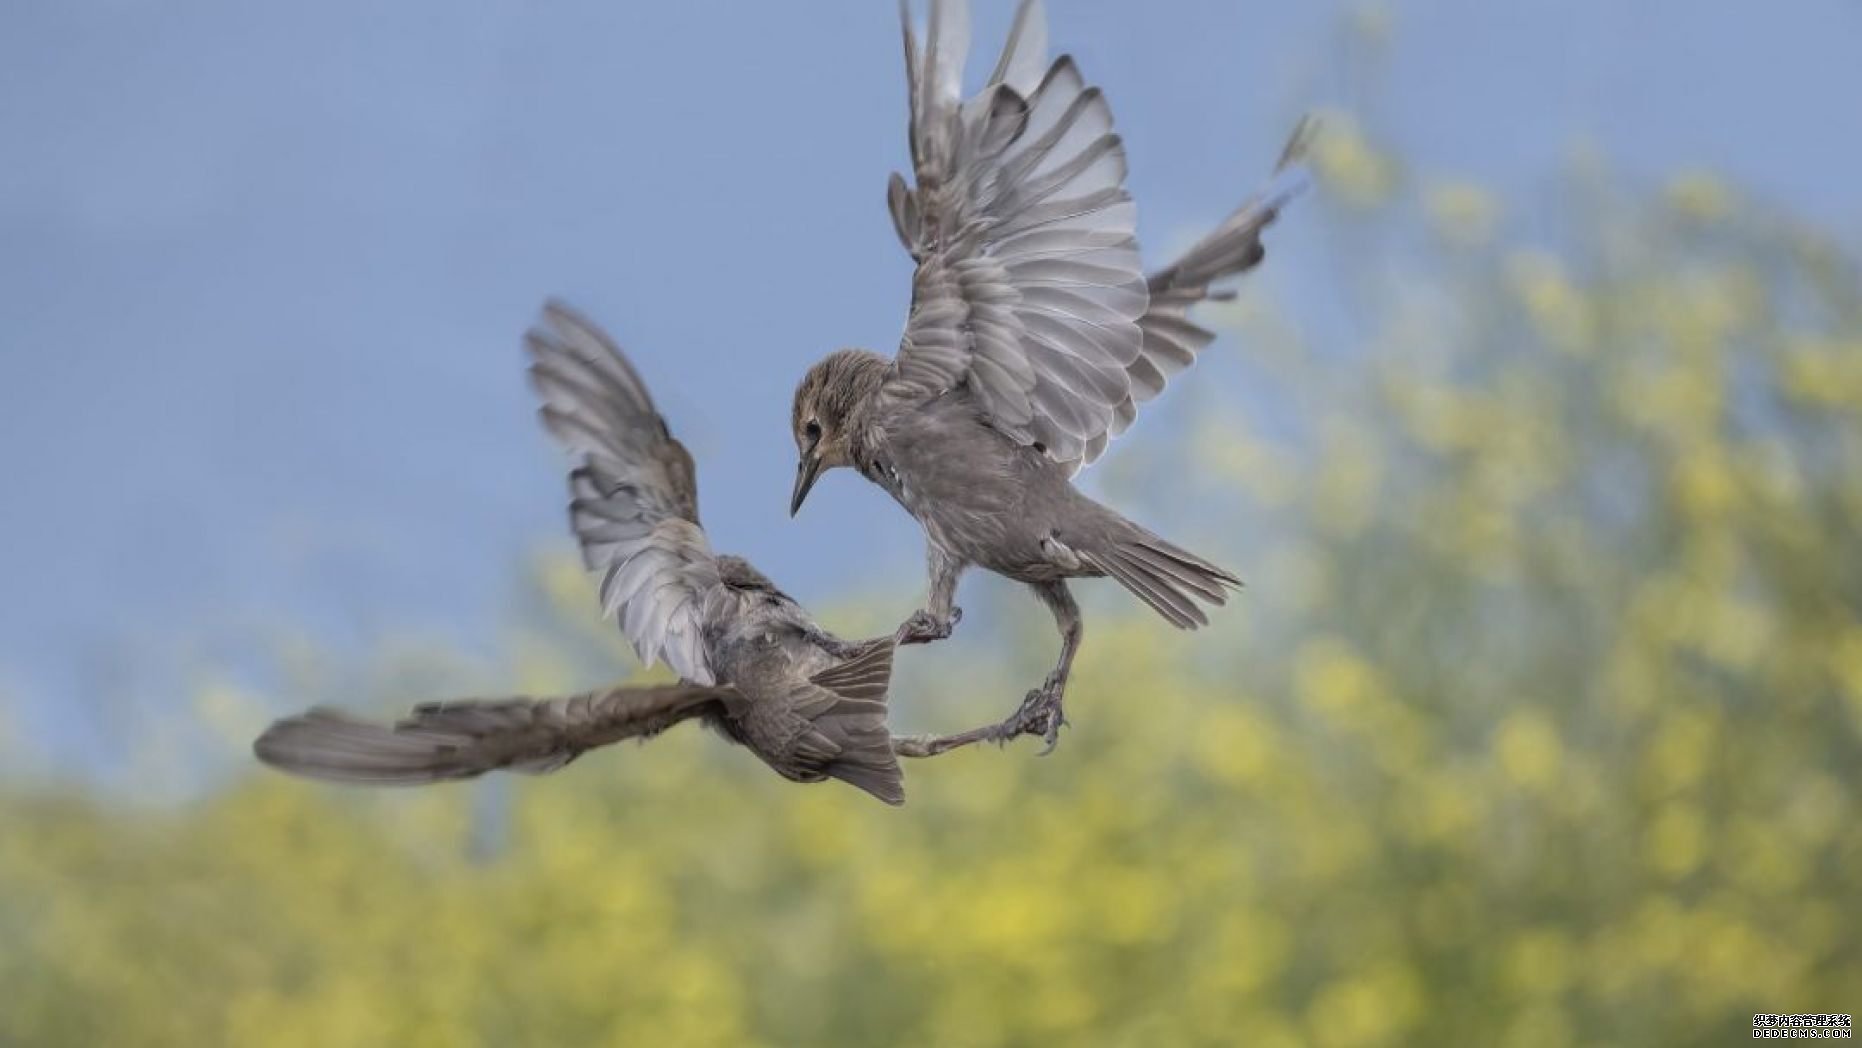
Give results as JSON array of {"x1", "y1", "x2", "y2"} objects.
[
  {"x1": 253, "y1": 683, "x2": 732, "y2": 785},
  {"x1": 1116, "y1": 120, "x2": 1314, "y2": 458},
  {"x1": 884, "y1": 0, "x2": 1149, "y2": 467},
  {"x1": 526, "y1": 300, "x2": 720, "y2": 684}
]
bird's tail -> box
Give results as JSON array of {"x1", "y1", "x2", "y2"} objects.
[
  {"x1": 1077, "y1": 517, "x2": 1242, "y2": 630},
  {"x1": 802, "y1": 638, "x2": 906, "y2": 806},
  {"x1": 253, "y1": 683, "x2": 729, "y2": 786}
]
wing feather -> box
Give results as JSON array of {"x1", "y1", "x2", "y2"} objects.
[
  {"x1": 527, "y1": 300, "x2": 723, "y2": 684},
  {"x1": 884, "y1": 0, "x2": 1148, "y2": 466},
  {"x1": 886, "y1": 6, "x2": 1311, "y2": 472},
  {"x1": 253, "y1": 684, "x2": 730, "y2": 786},
  {"x1": 1113, "y1": 119, "x2": 1316, "y2": 443}
]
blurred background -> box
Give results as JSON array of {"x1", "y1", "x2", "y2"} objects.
[{"x1": 3, "y1": 1, "x2": 1859, "y2": 1044}]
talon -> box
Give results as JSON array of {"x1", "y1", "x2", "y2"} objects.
[
  {"x1": 894, "y1": 610, "x2": 930, "y2": 645},
  {"x1": 895, "y1": 607, "x2": 960, "y2": 646},
  {"x1": 1013, "y1": 681, "x2": 1067, "y2": 755},
  {"x1": 1037, "y1": 708, "x2": 1067, "y2": 755}
]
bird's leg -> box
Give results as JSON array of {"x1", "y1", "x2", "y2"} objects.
[
  {"x1": 896, "y1": 546, "x2": 965, "y2": 646},
  {"x1": 800, "y1": 626, "x2": 875, "y2": 661},
  {"x1": 896, "y1": 584, "x2": 1083, "y2": 758},
  {"x1": 890, "y1": 701, "x2": 1053, "y2": 758},
  {"x1": 891, "y1": 697, "x2": 1050, "y2": 758},
  {"x1": 1004, "y1": 581, "x2": 1081, "y2": 754},
  {"x1": 891, "y1": 722, "x2": 1006, "y2": 759}
]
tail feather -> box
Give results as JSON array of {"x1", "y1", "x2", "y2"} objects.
[
  {"x1": 824, "y1": 744, "x2": 907, "y2": 807},
  {"x1": 807, "y1": 639, "x2": 906, "y2": 806},
  {"x1": 253, "y1": 684, "x2": 727, "y2": 786},
  {"x1": 1119, "y1": 541, "x2": 1232, "y2": 604},
  {"x1": 1083, "y1": 525, "x2": 1241, "y2": 630},
  {"x1": 1085, "y1": 548, "x2": 1204, "y2": 628},
  {"x1": 807, "y1": 637, "x2": 895, "y2": 703}
]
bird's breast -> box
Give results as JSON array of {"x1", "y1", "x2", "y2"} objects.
[{"x1": 866, "y1": 399, "x2": 1078, "y2": 574}]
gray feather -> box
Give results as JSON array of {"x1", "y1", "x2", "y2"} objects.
[
  {"x1": 528, "y1": 302, "x2": 721, "y2": 684},
  {"x1": 887, "y1": 1, "x2": 1146, "y2": 467},
  {"x1": 253, "y1": 684, "x2": 729, "y2": 786},
  {"x1": 1117, "y1": 119, "x2": 1315, "y2": 457}
]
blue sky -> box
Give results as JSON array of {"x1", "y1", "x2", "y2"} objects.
[{"x1": 1, "y1": 0, "x2": 1857, "y2": 743}]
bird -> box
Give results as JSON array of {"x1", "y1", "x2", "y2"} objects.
[
  {"x1": 787, "y1": 0, "x2": 1310, "y2": 751},
  {"x1": 257, "y1": 301, "x2": 924, "y2": 804}
]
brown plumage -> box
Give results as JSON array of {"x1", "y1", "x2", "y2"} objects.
[
  {"x1": 255, "y1": 683, "x2": 736, "y2": 785},
  {"x1": 255, "y1": 641, "x2": 907, "y2": 802}
]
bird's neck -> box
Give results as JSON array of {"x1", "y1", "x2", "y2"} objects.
[{"x1": 834, "y1": 353, "x2": 892, "y2": 468}]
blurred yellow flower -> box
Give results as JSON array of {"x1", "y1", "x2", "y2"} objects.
[
  {"x1": 1494, "y1": 711, "x2": 1562, "y2": 792},
  {"x1": 1506, "y1": 250, "x2": 1595, "y2": 354},
  {"x1": 1779, "y1": 336, "x2": 1862, "y2": 409},
  {"x1": 1294, "y1": 636, "x2": 1381, "y2": 721},
  {"x1": 1640, "y1": 709, "x2": 1718, "y2": 797},
  {"x1": 1723, "y1": 818, "x2": 1806, "y2": 895},
  {"x1": 1310, "y1": 110, "x2": 1399, "y2": 208},
  {"x1": 1665, "y1": 171, "x2": 1734, "y2": 222},
  {"x1": 1306, "y1": 964, "x2": 1423, "y2": 1048},
  {"x1": 1643, "y1": 803, "x2": 1706, "y2": 880},
  {"x1": 1426, "y1": 180, "x2": 1500, "y2": 247},
  {"x1": 1504, "y1": 927, "x2": 1576, "y2": 997},
  {"x1": 1191, "y1": 705, "x2": 1279, "y2": 787}
]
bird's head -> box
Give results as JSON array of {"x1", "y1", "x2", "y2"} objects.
[{"x1": 790, "y1": 348, "x2": 888, "y2": 516}]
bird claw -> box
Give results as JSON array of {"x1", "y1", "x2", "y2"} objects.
[
  {"x1": 895, "y1": 606, "x2": 961, "y2": 646},
  {"x1": 891, "y1": 672, "x2": 1068, "y2": 759},
  {"x1": 998, "y1": 678, "x2": 1067, "y2": 754}
]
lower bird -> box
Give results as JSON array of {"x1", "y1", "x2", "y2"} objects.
[
  {"x1": 787, "y1": 0, "x2": 1309, "y2": 751},
  {"x1": 259, "y1": 302, "x2": 965, "y2": 804}
]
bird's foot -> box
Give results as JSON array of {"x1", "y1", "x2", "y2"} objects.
[
  {"x1": 895, "y1": 606, "x2": 961, "y2": 646},
  {"x1": 1001, "y1": 675, "x2": 1068, "y2": 754},
  {"x1": 892, "y1": 673, "x2": 1066, "y2": 759}
]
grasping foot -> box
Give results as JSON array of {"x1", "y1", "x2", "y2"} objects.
[
  {"x1": 1007, "y1": 673, "x2": 1068, "y2": 755},
  {"x1": 895, "y1": 606, "x2": 961, "y2": 646},
  {"x1": 891, "y1": 672, "x2": 1068, "y2": 760}
]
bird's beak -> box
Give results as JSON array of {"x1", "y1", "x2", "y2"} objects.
[{"x1": 790, "y1": 453, "x2": 823, "y2": 517}]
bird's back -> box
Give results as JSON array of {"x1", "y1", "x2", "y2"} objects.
[{"x1": 709, "y1": 627, "x2": 905, "y2": 805}]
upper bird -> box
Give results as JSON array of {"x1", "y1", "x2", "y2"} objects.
[
  {"x1": 788, "y1": 0, "x2": 1308, "y2": 749},
  {"x1": 256, "y1": 302, "x2": 908, "y2": 804}
]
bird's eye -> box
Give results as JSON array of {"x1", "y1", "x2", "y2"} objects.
[{"x1": 804, "y1": 419, "x2": 822, "y2": 441}]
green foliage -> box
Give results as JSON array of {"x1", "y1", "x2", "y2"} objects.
[{"x1": 4, "y1": 125, "x2": 1859, "y2": 1046}]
